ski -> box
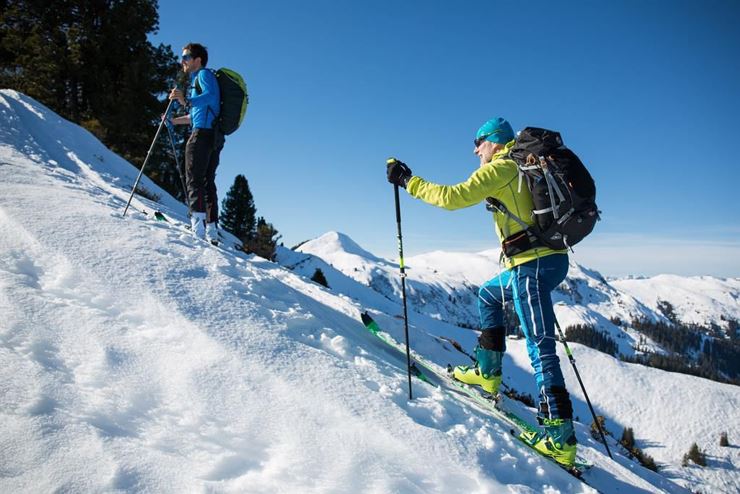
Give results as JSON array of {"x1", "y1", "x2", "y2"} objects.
[
  {"x1": 153, "y1": 210, "x2": 169, "y2": 222},
  {"x1": 142, "y1": 210, "x2": 240, "y2": 252},
  {"x1": 359, "y1": 312, "x2": 592, "y2": 476}
]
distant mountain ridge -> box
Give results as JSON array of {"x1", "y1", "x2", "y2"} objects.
[
  {"x1": 284, "y1": 231, "x2": 739, "y2": 380},
  {"x1": 612, "y1": 275, "x2": 740, "y2": 331}
]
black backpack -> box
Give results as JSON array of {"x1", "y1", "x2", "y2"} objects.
[
  {"x1": 194, "y1": 68, "x2": 248, "y2": 135},
  {"x1": 486, "y1": 127, "x2": 599, "y2": 256}
]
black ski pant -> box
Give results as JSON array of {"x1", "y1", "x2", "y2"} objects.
[{"x1": 185, "y1": 128, "x2": 224, "y2": 224}]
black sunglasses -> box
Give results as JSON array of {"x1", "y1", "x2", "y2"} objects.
[
  {"x1": 474, "y1": 133, "x2": 492, "y2": 147},
  {"x1": 181, "y1": 53, "x2": 193, "y2": 62}
]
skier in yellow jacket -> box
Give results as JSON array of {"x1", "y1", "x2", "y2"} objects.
[{"x1": 386, "y1": 117, "x2": 577, "y2": 467}]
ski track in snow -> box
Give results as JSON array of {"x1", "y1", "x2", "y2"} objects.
[{"x1": 1, "y1": 89, "x2": 736, "y2": 493}]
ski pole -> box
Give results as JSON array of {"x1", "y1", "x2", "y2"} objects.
[
  {"x1": 164, "y1": 120, "x2": 190, "y2": 213},
  {"x1": 436, "y1": 335, "x2": 476, "y2": 363},
  {"x1": 122, "y1": 98, "x2": 175, "y2": 217},
  {"x1": 554, "y1": 318, "x2": 613, "y2": 459},
  {"x1": 391, "y1": 178, "x2": 414, "y2": 400}
]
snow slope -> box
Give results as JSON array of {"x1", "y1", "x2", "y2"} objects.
[
  {"x1": 288, "y1": 237, "x2": 740, "y2": 494},
  {"x1": 0, "y1": 89, "x2": 735, "y2": 493}
]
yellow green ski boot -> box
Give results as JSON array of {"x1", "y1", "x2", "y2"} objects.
[
  {"x1": 451, "y1": 346, "x2": 502, "y2": 395},
  {"x1": 519, "y1": 418, "x2": 578, "y2": 467}
]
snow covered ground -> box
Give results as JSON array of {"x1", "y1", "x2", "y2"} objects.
[
  {"x1": 1, "y1": 89, "x2": 737, "y2": 493},
  {"x1": 285, "y1": 236, "x2": 740, "y2": 493}
]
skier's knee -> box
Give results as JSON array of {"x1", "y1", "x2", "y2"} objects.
[{"x1": 479, "y1": 326, "x2": 506, "y2": 352}]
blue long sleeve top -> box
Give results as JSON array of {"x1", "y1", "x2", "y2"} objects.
[{"x1": 188, "y1": 69, "x2": 220, "y2": 129}]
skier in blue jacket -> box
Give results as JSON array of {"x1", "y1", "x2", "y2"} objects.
[{"x1": 169, "y1": 43, "x2": 223, "y2": 243}]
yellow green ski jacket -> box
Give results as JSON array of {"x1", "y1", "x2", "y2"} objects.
[{"x1": 406, "y1": 140, "x2": 566, "y2": 269}]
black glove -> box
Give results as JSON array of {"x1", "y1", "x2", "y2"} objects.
[{"x1": 386, "y1": 157, "x2": 413, "y2": 188}]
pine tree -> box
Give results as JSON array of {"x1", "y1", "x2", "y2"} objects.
[
  {"x1": 0, "y1": 0, "x2": 180, "y2": 193},
  {"x1": 635, "y1": 450, "x2": 658, "y2": 472},
  {"x1": 682, "y1": 442, "x2": 707, "y2": 467},
  {"x1": 311, "y1": 268, "x2": 329, "y2": 288},
  {"x1": 220, "y1": 175, "x2": 256, "y2": 242},
  {"x1": 720, "y1": 432, "x2": 729, "y2": 447},
  {"x1": 245, "y1": 217, "x2": 281, "y2": 260},
  {"x1": 565, "y1": 324, "x2": 618, "y2": 356},
  {"x1": 657, "y1": 300, "x2": 679, "y2": 324},
  {"x1": 590, "y1": 416, "x2": 608, "y2": 440},
  {"x1": 620, "y1": 427, "x2": 635, "y2": 450}
]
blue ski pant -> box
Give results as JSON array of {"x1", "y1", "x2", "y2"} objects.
[{"x1": 478, "y1": 254, "x2": 573, "y2": 420}]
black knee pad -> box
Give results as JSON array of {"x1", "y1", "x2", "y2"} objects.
[{"x1": 478, "y1": 326, "x2": 506, "y2": 352}]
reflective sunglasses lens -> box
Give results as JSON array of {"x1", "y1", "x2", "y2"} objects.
[{"x1": 474, "y1": 133, "x2": 494, "y2": 147}]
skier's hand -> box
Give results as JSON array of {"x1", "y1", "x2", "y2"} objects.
[
  {"x1": 386, "y1": 158, "x2": 412, "y2": 188},
  {"x1": 169, "y1": 88, "x2": 185, "y2": 106}
]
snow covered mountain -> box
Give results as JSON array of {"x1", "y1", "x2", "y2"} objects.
[
  {"x1": 285, "y1": 232, "x2": 487, "y2": 328},
  {"x1": 1, "y1": 89, "x2": 738, "y2": 493},
  {"x1": 612, "y1": 275, "x2": 740, "y2": 333},
  {"x1": 294, "y1": 232, "x2": 739, "y2": 363}
]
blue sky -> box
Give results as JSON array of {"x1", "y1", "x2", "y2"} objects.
[{"x1": 151, "y1": 0, "x2": 740, "y2": 277}]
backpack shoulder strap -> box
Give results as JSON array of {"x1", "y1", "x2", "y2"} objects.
[{"x1": 193, "y1": 69, "x2": 218, "y2": 95}]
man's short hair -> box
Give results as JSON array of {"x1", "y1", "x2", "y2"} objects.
[{"x1": 183, "y1": 43, "x2": 208, "y2": 67}]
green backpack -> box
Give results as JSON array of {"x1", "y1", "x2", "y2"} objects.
[{"x1": 195, "y1": 68, "x2": 248, "y2": 135}]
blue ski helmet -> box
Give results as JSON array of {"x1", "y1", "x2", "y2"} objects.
[{"x1": 475, "y1": 117, "x2": 515, "y2": 145}]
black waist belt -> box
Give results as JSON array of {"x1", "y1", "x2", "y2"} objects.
[
  {"x1": 486, "y1": 197, "x2": 546, "y2": 258},
  {"x1": 502, "y1": 230, "x2": 544, "y2": 258}
]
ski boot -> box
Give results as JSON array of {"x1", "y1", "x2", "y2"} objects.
[
  {"x1": 451, "y1": 345, "x2": 502, "y2": 395},
  {"x1": 190, "y1": 212, "x2": 206, "y2": 240},
  {"x1": 519, "y1": 418, "x2": 578, "y2": 467},
  {"x1": 205, "y1": 222, "x2": 219, "y2": 246}
]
